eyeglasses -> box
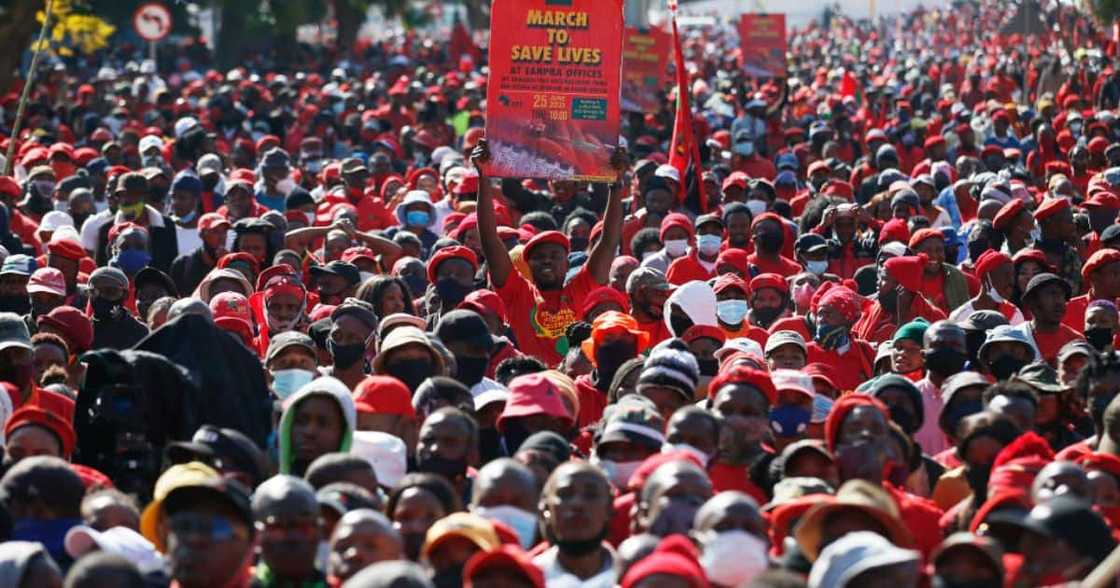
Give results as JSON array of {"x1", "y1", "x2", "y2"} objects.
[{"x1": 167, "y1": 512, "x2": 245, "y2": 542}]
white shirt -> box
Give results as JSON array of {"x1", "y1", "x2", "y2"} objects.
[
  {"x1": 533, "y1": 544, "x2": 617, "y2": 588},
  {"x1": 174, "y1": 224, "x2": 202, "y2": 257},
  {"x1": 948, "y1": 299, "x2": 1025, "y2": 326},
  {"x1": 80, "y1": 209, "x2": 113, "y2": 253}
]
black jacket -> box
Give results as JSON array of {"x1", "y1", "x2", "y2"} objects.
[
  {"x1": 95, "y1": 209, "x2": 179, "y2": 273},
  {"x1": 91, "y1": 311, "x2": 149, "y2": 350},
  {"x1": 170, "y1": 247, "x2": 216, "y2": 295}
]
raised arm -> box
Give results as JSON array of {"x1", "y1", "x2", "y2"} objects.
[
  {"x1": 471, "y1": 140, "x2": 514, "y2": 287},
  {"x1": 585, "y1": 147, "x2": 629, "y2": 285},
  {"x1": 353, "y1": 229, "x2": 403, "y2": 269}
]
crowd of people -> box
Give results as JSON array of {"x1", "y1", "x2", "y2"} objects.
[{"x1": 4, "y1": 0, "x2": 1120, "y2": 587}]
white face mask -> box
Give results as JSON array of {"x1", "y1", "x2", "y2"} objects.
[
  {"x1": 276, "y1": 177, "x2": 296, "y2": 196},
  {"x1": 1029, "y1": 225, "x2": 1041, "y2": 242},
  {"x1": 987, "y1": 276, "x2": 1006, "y2": 303},
  {"x1": 305, "y1": 211, "x2": 317, "y2": 226},
  {"x1": 664, "y1": 239, "x2": 689, "y2": 258},
  {"x1": 662, "y1": 442, "x2": 711, "y2": 466},
  {"x1": 697, "y1": 234, "x2": 723, "y2": 257},
  {"x1": 472, "y1": 505, "x2": 538, "y2": 550},
  {"x1": 698, "y1": 530, "x2": 769, "y2": 587},
  {"x1": 745, "y1": 199, "x2": 768, "y2": 217},
  {"x1": 590, "y1": 456, "x2": 642, "y2": 490},
  {"x1": 806, "y1": 260, "x2": 828, "y2": 275}
]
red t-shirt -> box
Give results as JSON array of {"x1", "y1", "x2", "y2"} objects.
[
  {"x1": 708, "y1": 461, "x2": 768, "y2": 505},
  {"x1": 574, "y1": 374, "x2": 608, "y2": 428},
  {"x1": 1029, "y1": 323, "x2": 1085, "y2": 366},
  {"x1": 495, "y1": 265, "x2": 598, "y2": 367},
  {"x1": 637, "y1": 317, "x2": 672, "y2": 347},
  {"x1": 666, "y1": 252, "x2": 716, "y2": 285},
  {"x1": 747, "y1": 254, "x2": 803, "y2": 278},
  {"x1": 806, "y1": 339, "x2": 875, "y2": 392}
]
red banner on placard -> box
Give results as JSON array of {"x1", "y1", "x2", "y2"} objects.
[
  {"x1": 738, "y1": 14, "x2": 787, "y2": 78},
  {"x1": 621, "y1": 27, "x2": 670, "y2": 113},
  {"x1": 485, "y1": 0, "x2": 624, "y2": 181}
]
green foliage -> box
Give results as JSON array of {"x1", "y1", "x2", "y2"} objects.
[{"x1": 1094, "y1": 0, "x2": 1120, "y2": 24}]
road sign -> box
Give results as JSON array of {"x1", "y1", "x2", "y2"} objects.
[{"x1": 133, "y1": 3, "x2": 172, "y2": 42}]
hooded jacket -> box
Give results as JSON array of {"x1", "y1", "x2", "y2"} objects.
[
  {"x1": 663, "y1": 280, "x2": 718, "y2": 337},
  {"x1": 278, "y1": 376, "x2": 356, "y2": 475}
]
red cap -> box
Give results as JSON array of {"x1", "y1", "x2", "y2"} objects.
[
  {"x1": 5, "y1": 405, "x2": 76, "y2": 457},
  {"x1": 992, "y1": 199, "x2": 1026, "y2": 230},
  {"x1": 497, "y1": 372, "x2": 573, "y2": 430},
  {"x1": 807, "y1": 160, "x2": 830, "y2": 177},
  {"x1": 708, "y1": 365, "x2": 776, "y2": 404},
  {"x1": 620, "y1": 535, "x2": 707, "y2": 588},
  {"x1": 878, "y1": 218, "x2": 910, "y2": 245},
  {"x1": 426, "y1": 245, "x2": 479, "y2": 284},
  {"x1": 198, "y1": 212, "x2": 231, "y2": 232},
  {"x1": 579, "y1": 286, "x2": 630, "y2": 319},
  {"x1": 341, "y1": 247, "x2": 376, "y2": 266},
  {"x1": 37, "y1": 306, "x2": 92, "y2": 352},
  {"x1": 464, "y1": 545, "x2": 544, "y2": 588},
  {"x1": 1033, "y1": 197, "x2": 1071, "y2": 221},
  {"x1": 715, "y1": 248, "x2": 749, "y2": 277},
  {"x1": 721, "y1": 171, "x2": 749, "y2": 191},
  {"x1": 1012, "y1": 248, "x2": 1054, "y2": 272},
  {"x1": 353, "y1": 375, "x2": 415, "y2": 417},
  {"x1": 682, "y1": 324, "x2": 726, "y2": 346}
]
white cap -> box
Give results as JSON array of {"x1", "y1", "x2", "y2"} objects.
[
  {"x1": 714, "y1": 337, "x2": 764, "y2": 361},
  {"x1": 655, "y1": 164, "x2": 681, "y2": 183},
  {"x1": 39, "y1": 211, "x2": 73, "y2": 233},
  {"x1": 65, "y1": 526, "x2": 165, "y2": 574},
  {"x1": 350, "y1": 431, "x2": 407, "y2": 489},
  {"x1": 174, "y1": 116, "x2": 199, "y2": 139},
  {"x1": 138, "y1": 135, "x2": 164, "y2": 155},
  {"x1": 809, "y1": 531, "x2": 919, "y2": 588},
  {"x1": 197, "y1": 153, "x2": 224, "y2": 176},
  {"x1": 472, "y1": 379, "x2": 510, "y2": 411},
  {"x1": 770, "y1": 369, "x2": 814, "y2": 401},
  {"x1": 52, "y1": 226, "x2": 80, "y2": 245}
]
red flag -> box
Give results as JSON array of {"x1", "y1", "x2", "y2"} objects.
[{"x1": 668, "y1": 15, "x2": 706, "y2": 211}]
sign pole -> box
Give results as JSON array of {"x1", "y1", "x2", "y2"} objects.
[{"x1": 5, "y1": 0, "x2": 55, "y2": 176}]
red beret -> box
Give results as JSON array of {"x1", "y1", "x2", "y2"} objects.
[
  {"x1": 1077, "y1": 452, "x2": 1120, "y2": 481},
  {"x1": 523, "y1": 230, "x2": 570, "y2": 259},
  {"x1": 659, "y1": 213, "x2": 695, "y2": 241},
  {"x1": 6, "y1": 405, "x2": 76, "y2": 457},
  {"x1": 716, "y1": 248, "x2": 749, "y2": 276},
  {"x1": 458, "y1": 289, "x2": 509, "y2": 324},
  {"x1": 708, "y1": 365, "x2": 776, "y2": 404},
  {"x1": 981, "y1": 144, "x2": 1004, "y2": 158},
  {"x1": 426, "y1": 245, "x2": 479, "y2": 284},
  {"x1": 992, "y1": 199, "x2": 1026, "y2": 230},
  {"x1": 908, "y1": 227, "x2": 943, "y2": 250},
  {"x1": 884, "y1": 254, "x2": 928, "y2": 293},
  {"x1": 974, "y1": 250, "x2": 1012, "y2": 280},
  {"x1": 807, "y1": 160, "x2": 830, "y2": 177},
  {"x1": 712, "y1": 272, "x2": 749, "y2": 296},
  {"x1": 923, "y1": 135, "x2": 946, "y2": 150},
  {"x1": 1012, "y1": 248, "x2": 1054, "y2": 272},
  {"x1": 46, "y1": 237, "x2": 86, "y2": 261},
  {"x1": 822, "y1": 180, "x2": 854, "y2": 199},
  {"x1": 722, "y1": 171, "x2": 749, "y2": 191},
  {"x1": 992, "y1": 109, "x2": 1011, "y2": 123},
  {"x1": 1085, "y1": 192, "x2": 1120, "y2": 210},
  {"x1": 1044, "y1": 160, "x2": 1072, "y2": 176},
  {"x1": 824, "y1": 393, "x2": 890, "y2": 451},
  {"x1": 620, "y1": 535, "x2": 707, "y2": 588},
  {"x1": 750, "y1": 272, "x2": 788, "y2": 295},
  {"x1": 1083, "y1": 249, "x2": 1120, "y2": 282},
  {"x1": 1034, "y1": 197, "x2": 1071, "y2": 221},
  {"x1": 1089, "y1": 136, "x2": 1110, "y2": 155},
  {"x1": 878, "y1": 218, "x2": 910, "y2": 245}
]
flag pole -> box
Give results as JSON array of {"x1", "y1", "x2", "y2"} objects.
[{"x1": 5, "y1": 0, "x2": 55, "y2": 176}]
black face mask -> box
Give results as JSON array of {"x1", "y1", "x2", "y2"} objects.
[
  {"x1": 594, "y1": 341, "x2": 637, "y2": 391},
  {"x1": 924, "y1": 348, "x2": 967, "y2": 376},
  {"x1": 0, "y1": 294, "x2": 29, "y2": 315},
  {"x1": 91, "y1": 297, "x2": 120, "y2": 320},
  {"x1": 989, "y1": 355, "x2": 1028, "y2": 381},
  {"x1": 416, "y1": 453, "x2": 467, "y2": 481},
  {"x1": 754, "y1": 232, "x2": 783, "y2": 254},
  {"x1": 569, "y1": 237, "x2": 589, "y2": 252},
  {"x1": 1087, "y1": 326, "x2": 1114, "y2": 352},
  {"x1": 431, "y1": 564, "x2": 465, "y2": 588},
  {"x1": 752, "y1": 305, "x2": 783, "y2": 327},
  {"x1": 0, "y1": 361, "x2": 33, "y2": 392},
  {"x1": 454, "y1": 355, "x2": 489, "y2": 388},
  {"x1": 386, "y1": 358, "x2": 432, "y2": 392},
  {"x1": 879, "y1": 288, "x2": 899, "y2": 313},
  {"x1": 435, "y1": 278, "x2": 471, "y2": 308},
  {"x1": 697, "y1": 357, "x2": 719, "y2": 377},
  {"x1": 501, "y1": 421, "x2": 533, "y2": 454},
  {"x1": 328, "y1": 339, "x2": 366, "y2": 370},
  {"x1": 965, "y1": 463, "x2": 991, "y2": 503},
  {"x1": 669, "y1": 313, "x2": 693, "y2": 337},
  {"x1": 888, "y1": 406, "x2": 918, "y2": 434}
]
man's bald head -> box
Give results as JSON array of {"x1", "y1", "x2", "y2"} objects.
[
  {"x1": 544, "y1": 461, "x2": 610, "y2": 497},
  {"x1": 639, "y1": 459, "x2": 712, "y2": 504},
  {"x1": 64, "y1": 552, "x2": 143, "y2": 588},
  {"x1": 251, "y1": 475, "x2": 318, "y2": 521},
  {"x1": 692, "y1": 490, "x2": 764, "y2": 537},
  {"x1": 470, "y1": 458, "x2": 539, "y2": 510},
  {"x1": 332, "y1": 508, "x2": 400, "y2": 542}
]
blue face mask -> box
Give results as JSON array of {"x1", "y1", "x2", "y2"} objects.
[
  {"x1": 717, "y1": 299, "x2": 748, "y2": 325},
  {"x1": 114, "y1": 249, "x2": 151, "y2": 275},
  {"x1": 406, "y1": 209, "x2": 430, "y2": 227},
  {"x1": 770, "y1": 404, "x2": 811, "y2": 437},
  {"x1": 270, "y1": 369, "x2": 315, "y2": 399},
  {"x1": 815, "y1": 322, "x2": 850, "y2": 350},
  {"x1": 697, "y1": 233, "x2": 723, "y2": 256}
]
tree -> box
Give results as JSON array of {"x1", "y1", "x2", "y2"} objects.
[
  {"x1": 0, "y1": 0, "x2": 116, "y2": 92},
  {"x1": 1094, "y1": 0, "x2": 1120, "y2": 24}
]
